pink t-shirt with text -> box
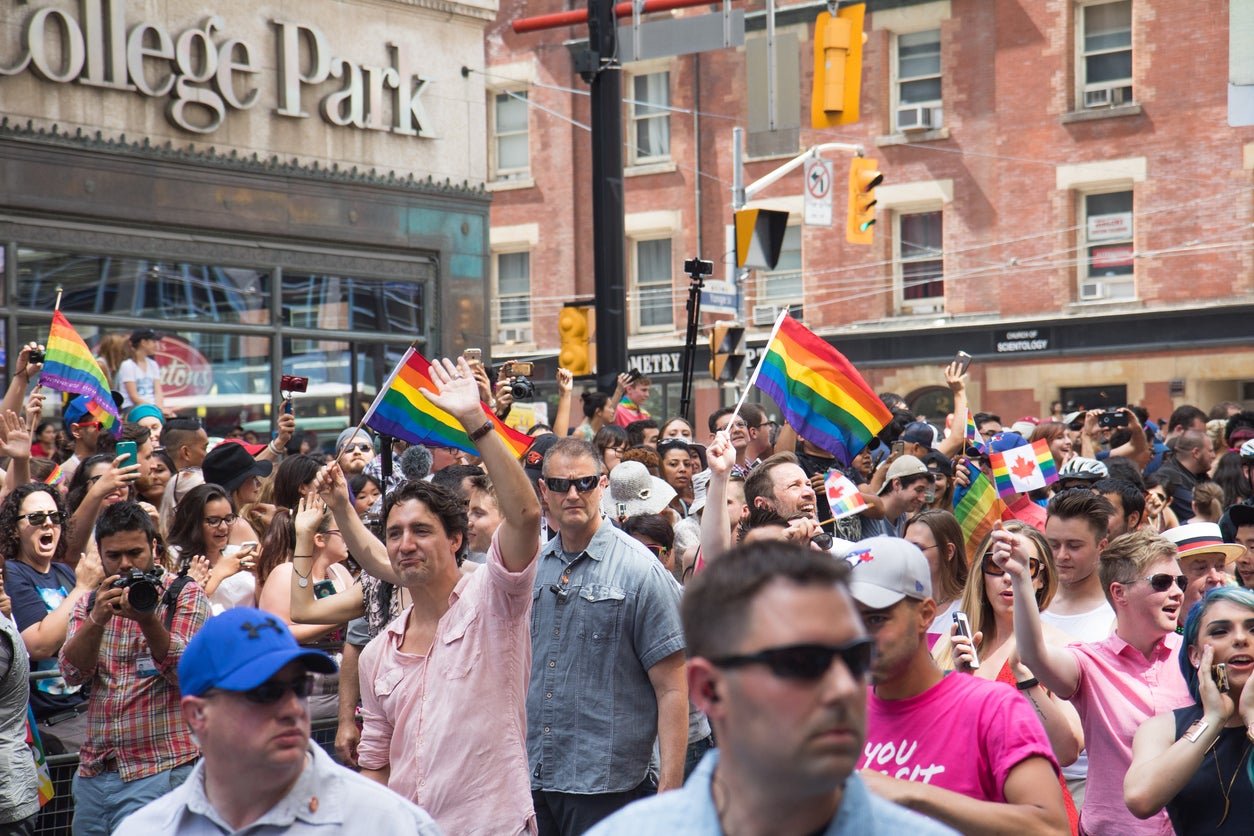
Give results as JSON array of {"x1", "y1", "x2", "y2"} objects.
[{"x1": 860, "y1": 672, "x2": 1058, "y2": 802}]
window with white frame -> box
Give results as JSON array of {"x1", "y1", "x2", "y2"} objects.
[
  {"x1": 755, "y1": 225, "x2": 803, "y2": 325},
  {"x1": 628, "y1": 72, "x2": 671, "y2": 164},
  {"x1": 1079, "y1": 1, "x2": 1132, "y2": 108},
  {"x1": 495, "y1": 251, "x2": 532, "y2": 342},
  {"x1": 1079, "y1": 190, "x2": 1135, "y2": 301},
  {"x1": 633, "y1": 238, "x2": 673, "y2": 330},
  {"x1": 490, "y1": 90, "x2": 529, "y2": 180},
  {"x1": 894, "y1": 29, "x2": 942, "y2": 132},
  {"x1": 896, "y1": 210, "x2": 944, "y2": 312}
]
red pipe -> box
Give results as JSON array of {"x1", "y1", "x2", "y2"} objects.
[{"x1": 513, "y1": 0, "x2": 718, "y2": 34}]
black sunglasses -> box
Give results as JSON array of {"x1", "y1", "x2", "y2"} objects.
[
  {"x1": 20, "y1": 511, "x2": 65, "y2": 526},
  {"x1": 236, "y1": 674, "x2": 316, "y2": 705},
  {"x1": 1137, "y1": 574, "x2": 1187, "y2": 593},
  {"x1": 542, "y1": 475, "x2": 600, "y2": 494},
  {"x1": 982, "y1": 555, "x2": 1042, "y2": 579},
  {"x1": 709, "y1": 638, "x2": 875, "y2": 681}
]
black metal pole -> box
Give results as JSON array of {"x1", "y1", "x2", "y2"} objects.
[
  {"x1": 678, "y1": 257, "x2": 712, "y2": 423},
  {"x1": 586, "y1": 0, "x2": 627, "y2": 392}
]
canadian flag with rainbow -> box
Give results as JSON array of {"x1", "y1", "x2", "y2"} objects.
[{"x1": 988, "y1": 438, "x2": 1059, "y2": 498}]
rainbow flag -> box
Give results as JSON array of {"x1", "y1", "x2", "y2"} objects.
[
  {"x1": 362, "y1": 346, "x2": 533, "y2": 458},
  {"x1": 44, "y1": 463, "x2": 64, "y2": 486},
  {"x1": 824, "y1": 470, "x2": 868, "y2": 519},
  {"x1": 39, "y1": 311, "x2": 121, "y2": 437},
  {"x1": 753, "y1": 315, "x2": 892, "y2": 464},
  {"x1": 965, "y1": 412, "x2": 987, "y2": 455},
  {"x1": 954, "y1": 468, "x2": 1008, "y2": 558},
  {"x1": 25, "y1": 705, "x2": 54, "y2": 806},
  {"x1": 989, "y1": 437, "x2": 1059, "y2": 498}
]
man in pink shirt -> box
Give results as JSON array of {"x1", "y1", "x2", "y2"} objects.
[
  {"x1": 1003, "y1": 525, "x2": 1192, "y2": 836},
  {"x1": 351, "y1": 357, "x2": 543, "y2": 835}
]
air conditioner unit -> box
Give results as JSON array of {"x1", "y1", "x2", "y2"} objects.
[
  {"x1": 1079, "y1": 281, "x2": 1104, "y2": 301},
  {"x1": 496, "y1": 326, "x2": 532, "y2": 344},
  {"x1": 897, "y1": 106, "x2": 935, "y2": 132},
  {"x1": 1084, "y1": 83, "x2": 1131, "y2": 109},
  {"x1": 752, "y1": 304, "x2": 781, "y2": 327}
]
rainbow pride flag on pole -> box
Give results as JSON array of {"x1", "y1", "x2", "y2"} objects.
[
  {"x1": 751, "y1": 313, "x2": 892, "y2": 464},
  {"x1": 965, "y1": 412, "x2": 987, "y2": 455},
  {"x1": 954, "y1": 468, "x2": 1008, "y2": 558},
  {"x1": 362, "y1": 346, "x2": 533, "y2": 458},
  {"x1": 824, "y1": 470, "x2": 868, "y2": 519},
  {"x1": 26, "y1": 705, "x2": 54, "y2": 806},
  {"x1": 989, "y1": 437, "x2": 1059, "y2": 498},
  {"x1": 39, "y1": 311, "x2": 122, "y2": 437}
]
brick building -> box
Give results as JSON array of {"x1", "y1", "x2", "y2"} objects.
[{"x1": 484, "y1": 0, "x2": 1254, "y2": 435}]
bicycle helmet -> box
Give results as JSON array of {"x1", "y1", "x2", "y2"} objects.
[{"x1": 1057, "y1": 457, "x2": 1109, "y2": 483}]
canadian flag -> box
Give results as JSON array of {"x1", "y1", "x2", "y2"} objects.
[{"x1": 988, "y1": 438, "x2": 1059, "y2": 498}]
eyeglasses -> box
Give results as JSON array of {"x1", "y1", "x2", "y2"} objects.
[
  {"x1": 211, "y1": 674, "x2": 316, "y2": 705},
  {"x1": 643, "y1": 543, "x2": 669, "y2": 557},
  {"x1": 204, "y1": 513, "x2": 240, "y2": 528},
  {"x1": 981, "y1": 555, "x2": 1042, "y2": 579},
  {"x1": 1137, "y1": 574, "x2": 1187, "y2": 593},
  {"x1": 709, "y1": 638, "x2": 875, "y2": 682},
  {"x1": 542, "y1": 475, "x2": 600, "y2": 494},
  {"x1": 19, "y1": 511, "x2": 65, "y2": 527},
  {"x1": 343, "y1": 443, "x2": 374, "y2": 454}
]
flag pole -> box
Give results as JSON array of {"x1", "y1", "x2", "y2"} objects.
[
  {"x1": 729, "y1": 308, "x2": 788, "y2": 423},
  {"x1": 53, "y1": 286, "x2": 63, "y2": 312},
  {"x1": 354, "y1": 343, "x2": 418, "y2": 440}
]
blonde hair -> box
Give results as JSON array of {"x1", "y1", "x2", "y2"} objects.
[
  {"x1": 933, "y1": 521, "x2": 1059, "y2": 670},
  {"x1": 1098, "y1": 529, "x2": 1179, "y2": 607}
]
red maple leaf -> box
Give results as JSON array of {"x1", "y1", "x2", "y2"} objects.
[
  {"x1": 1010, "y1": 456, "x2": 1038, "y2": 480},
  {"x1": 828, "y1": 482, "x2": 847, "y2": 499}
]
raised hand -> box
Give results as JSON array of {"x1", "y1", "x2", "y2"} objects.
[
  {"x1": 295, "y1": 494, "x2": 328, "y2": 537},
  {"x1": 0, "y1": 410, "x2": 31, "y2": 461},
  {"x1": 1196, "y1": 644, "x2": 1235, "y2": 724},
  {"x1": 944, "y1": 360, "x2": 967, "y2": 393},
  {"x1": 706, "y1": 430, "x2": 736, "y2": 475},
  {"x1": 556, "y1": 367, "x2": 573, "y2": 393},
  {"x1": 988, "y1": 521, "x2": 1033, "y2": 580},
  {"x1": 313, "y1": 463, "x2": 351, "y2": 513},
  {"x1": 16, "y1": 343, "x2": 45, "y2": 380},
  {"x1": 23, "y1": 393, "x2": 45, "y2": 435},
  {"x1": 422, "y1": 357, "x2": 485, "y2": 426},
  {"x1": 185, "y1": 554, "x2": 212, "y2": 589}
]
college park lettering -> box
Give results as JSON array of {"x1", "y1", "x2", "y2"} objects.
[{"x1": 0, "y1": 0, "x2": 433, "y2": 137}]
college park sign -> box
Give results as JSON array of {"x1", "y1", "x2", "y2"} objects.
[{"x1": 0, "y1": 0, "x2": 435, "y2": 136}]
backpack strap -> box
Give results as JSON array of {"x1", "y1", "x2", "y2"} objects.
[{"x1": 160, "y1": 571, "x2": 193, "y2": 630}]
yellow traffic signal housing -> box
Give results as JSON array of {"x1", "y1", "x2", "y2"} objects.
[
  {"x1": 709, "y1": 322, "x2": 746, "y2": 383},
  {"x1": 735, "y1": 208, "x2": 790, "y2": 270},
  {"x1": 811, "y1": 3, "x2": 866, "y2": 128},
  {"x1": 847, "y1": 157, "x2": 882, "y2": 245},
  {"x1": 558, "y1": 304, "x2": 595, "y2": 376}
]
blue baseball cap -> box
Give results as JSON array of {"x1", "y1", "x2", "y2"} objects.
[
  {"x1": 179, "y1": 607, "x2": 337, "y2": 698},
  {"x1": 987, "y1": 431, "x2": 1029, "y2": 455},
  {"x1": 62, "y1": 395, "x2": 93, "y2": 432}
]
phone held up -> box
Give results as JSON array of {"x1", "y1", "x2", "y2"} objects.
[
  {"x1": 116, "y1": 440, "x2": 138, "y2": 470},
  {"x1": 953, "y1": 350, "x2": 972, "y2": 375},
  {"x1": 463, "y1": 348, "x2": 482, "y2": 364},
  {"x1": 954, "y1": 612, "x2": 980, "y2": 670}
]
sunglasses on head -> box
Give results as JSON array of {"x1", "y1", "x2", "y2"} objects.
[
  {"x1": 20, "y1": 511, "x2": 65, "y2": 527},
  {"x1": 982, "y1": 554, "x2": 1042, "y2": 579},
  {"x1": 656, "y1": 438, "x2": 690, "y2": 452},
  {"x1": 709, "y1": 637, "x2": 875, "y2": 682},
  {"x1": 542, "y1": 475, "x2": 600, "y2": 494},
  {"x1": 1137, "y1": 573, "x2": 1187, "y2": 593},
  {"x1": 235, "y1": 674, "x2": 315, "y2": 704}
]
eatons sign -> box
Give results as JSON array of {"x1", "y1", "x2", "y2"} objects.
[{"x1": 0, "y1": 0, "x2": 434, "y2": 137}]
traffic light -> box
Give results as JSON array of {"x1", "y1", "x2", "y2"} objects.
[
  {"x1": 709, "y1": 322, "x2": 746, "y2": 383},
  {"x1": 558, "y1": 304, "x2": 595, "y2": 376},
  {"x1": 847, "y1": 156, "x2": 882, "y2": 245},
  {"x1": 811, "y1": 3, "x2": 866, "y2": 128},
  {"x1": 734, "y1": 208, "x2": 790, "y2": 270}
]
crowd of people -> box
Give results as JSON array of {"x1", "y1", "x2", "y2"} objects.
[{"x1": 0, "y1": 338, "x2": 1252, "y2": 835}]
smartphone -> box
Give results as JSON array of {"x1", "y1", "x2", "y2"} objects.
[
  {"x1": 953, "y1": 350, "x2": 972, "y2": 375},
  {"x1": 463, "y1": 348, "x2": 482, "y2": 363},
  {"x1": 953, "y1": 612, "x2": 980, "y2": 670},
  {"x1": 313, "y1": 579, "x2": 337, "y2": 600},
  {"x1": 511, "y1": 361, "x2": 533, "y2": 376},
  {"x1": 117, "y1": 440, "x2": 138, "y2": 469},
  {"x1": 1098, "y1": 409, "x2": 1129, "y2": 429},
  {"x1": 223, "y1": 541, "x2": 258, "y2": 558},
  {"x1": 891, "y1": 440, "x2": 905, "y2": 456},
  {"x1": 1213, "y1": 662, "x2": 1229, "y2": 692}
]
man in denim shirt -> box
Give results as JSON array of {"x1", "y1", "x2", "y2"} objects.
[
  {"x1": 530, "y1": 438, "x2": 687, "y2": 835},
  {"x1": 588, "y1": 541, "x2": 957, "y2": 836}
]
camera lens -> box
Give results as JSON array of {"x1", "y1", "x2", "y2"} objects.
[{"x1": 511, "y1": 376, "x2": 535, "y2": 400}]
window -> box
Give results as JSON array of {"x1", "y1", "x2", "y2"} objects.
[
  {"x1": 490, "y1": 90, "x2": 529, "y2": 180},
  {"x1": 1079, "y1": 1, "x2": 1132, "y2": 108},
  {"x1": 495, "y1": 251, "x2": 532, "y2": 342},
  {"x1": 628, "y1": 72, "x2": 670, "y2": 164},
  {"x1": 896, "y1": 210, "x2": 944, "y2": 313},
  {"x1": 894, "y1": 30, "x2": 942, "y2": 132},
  {"x1": 755, "y1": 226, "x2": 802, "y2": 325},
  {"x1": 1079, "y1": 190, "x2": 1134, "y2": 301},
  {"x1": 633, "y1": 238, "x2": 673, "y2": 330}
]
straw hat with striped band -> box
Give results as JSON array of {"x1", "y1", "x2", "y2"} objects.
[{"x1": 1162, "y1": 522, "x2": 1247, "y2": 566}]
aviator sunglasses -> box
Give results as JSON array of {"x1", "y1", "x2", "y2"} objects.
[
  {"x1": 709, "y1": 637, "x2": 875, "y2": 681},
  {"x1": 1136, "y1": 573, "x2": 1187, "y2": 593},
  {"x1": 19, "y1": 511, "x2": 65, "y2": 526},
  {"x1": 542, "y1": 475, "x2": 601, "y2": 494},
  {"x1": 981, "y1": 554, "x2": 1042, "y2": 580}
]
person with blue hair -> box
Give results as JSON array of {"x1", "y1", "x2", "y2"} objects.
[{"x1": 1124, "y1": 586, "x2": 1254, "y2": 833}]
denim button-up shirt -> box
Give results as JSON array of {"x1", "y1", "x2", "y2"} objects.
[{"x1": 528, "y1": 520, "x2": 685, "y2": 794}]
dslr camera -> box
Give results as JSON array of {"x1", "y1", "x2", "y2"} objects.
[
  {"x1": 110, "y1": 569, "x2": 163, "y2": 613},
  {"x1": 504, "y1": 361, "x2": 535, "y2": 400}
]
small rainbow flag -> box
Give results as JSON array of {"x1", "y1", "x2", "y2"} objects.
[
  {"x1": 954, "y1": 467, "x2": 1008, "y2": 559},
  {"x1": 752, "y1": 314, "x2": 892, "y2": 464},
  {"x1": 824, "y1": 470, "x2": 868, "y2": 519},
  {"x1": 39, "y1": 311, "x2": 121, "y2": 437},
  {"x1": 44, "y1": 463, "x2": 64, "y2": 486},
  {"x1": 25, "y1": 705, "x2": 54, "y2": 806},
  {"x1": 989, "y1": 437, "x2": 1059, "y2": 498},
  {"x1": 965, "y1": 412, "x2": 987, "y2": 455},
  {"x1": 362, "y1": 346, "x2": 533, "y2": 458}
]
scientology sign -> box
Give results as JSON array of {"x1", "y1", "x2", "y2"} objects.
[{"x1": 0, "y1": 0, "x2": 436, "y2": 137}]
